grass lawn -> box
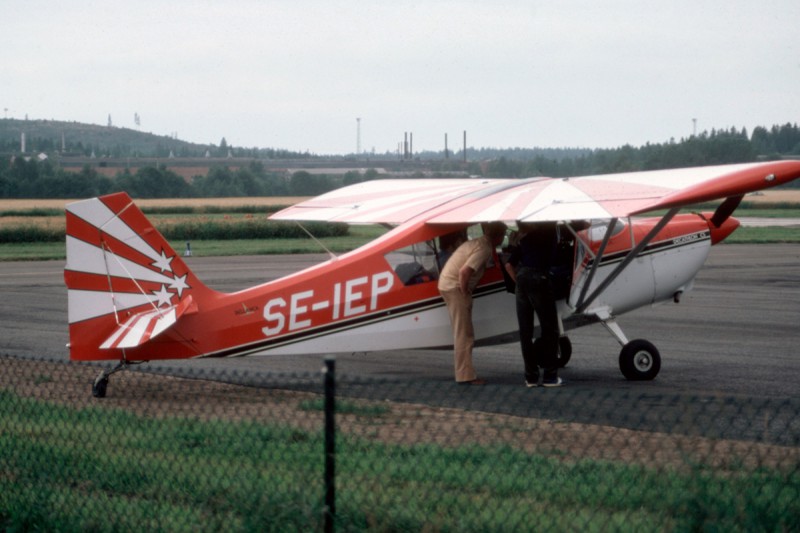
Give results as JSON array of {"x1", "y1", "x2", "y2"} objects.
[{"x1": 3, "y1": 389, "x2": 797, "y2": 531}]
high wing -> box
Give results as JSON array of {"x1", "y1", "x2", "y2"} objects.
[
  {"x1": 429, "y1": 161, "x2": 800, "y2": 223},
  {"x1": 269, "y1": 178, "x2": 516, "y2": 224},
  {"x1": 270, "y1": 162, "x2": 800, "y2": 224}
]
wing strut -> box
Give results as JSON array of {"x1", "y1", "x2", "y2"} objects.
[
  {"x1": 294, "y1": 221, "x2": 338, "y2": 260},
  {"x1": 575, "y1": 217, "x2": 619, "y2": 311},
  {"x1": 575, "y1": 208, "x2": 680, "y2": 314}
]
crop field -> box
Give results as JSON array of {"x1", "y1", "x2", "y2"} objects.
[
  {"x1": 0, "y1": 196, "x2": 382, "y2": 260},
  {"x1": 1, "y1": 188, "x2": 799, "y2": 212},
  {"x1": 1, "y1": 191, "x2": 799, "y2": 261}
]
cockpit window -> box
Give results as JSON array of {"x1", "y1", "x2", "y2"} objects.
[
  {"x1": 383, "y1": 227, "x2": 475, "y2": 286},
  {"x1": 588, "y1": 219, "x2": 627, "y2": 242},
  {"x1": 384, "y1": 240, "x2": 439, "y2": 286}
]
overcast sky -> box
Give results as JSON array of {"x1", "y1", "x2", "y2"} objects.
[{"x1": 3, "y1": 0, "x2": 799, "y2": 155}]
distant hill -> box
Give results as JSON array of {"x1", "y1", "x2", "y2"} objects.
[
  {"x1": 3, "y1": 117, "x2": 799, "y2": 167},
  {"x1": 0, "y1": 118, "x2": 218, "y2": 158},
  {"x1": 0, "y1": 118, "x2": 311, "y2": 160}
]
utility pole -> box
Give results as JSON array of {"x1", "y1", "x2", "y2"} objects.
[{"x1": 356, "y1": 117, "x2": 361, "y2": 156}]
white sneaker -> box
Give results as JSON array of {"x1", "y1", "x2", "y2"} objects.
[{"x1": 542, "y1": 377, "x2": 563, "y2": 388}]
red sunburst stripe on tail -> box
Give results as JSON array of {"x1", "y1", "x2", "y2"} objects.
[
  {"x1": 66, "y1": 213, "x2": 160, "y2": 269},
  {"x1": 64, "y1": 270, "x2": 164, "y2": 294}
]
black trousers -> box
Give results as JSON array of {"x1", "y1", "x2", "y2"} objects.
[{"x1": 515, "y1": 267, "x2": 559, "y2": 381}]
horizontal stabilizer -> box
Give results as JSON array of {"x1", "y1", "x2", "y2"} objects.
[{"x1": 100, "y1": 295, "x2": 197, "y2": 350}]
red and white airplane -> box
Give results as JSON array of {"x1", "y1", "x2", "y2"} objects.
[{"x1": 64, "y1": 161, "x2": 800, "y2": 397}]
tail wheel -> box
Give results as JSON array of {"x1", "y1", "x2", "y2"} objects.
[
  {"x1": 557, "y1": 336, "x2": 572, "y2": 368},
  {"x1": 619, "y1": 339, "x2": 661, "y2": 381},
  {"x1": 92, "y1": 374, "x2": 109, "y2": 398}
]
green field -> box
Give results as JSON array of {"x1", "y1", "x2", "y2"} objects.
[
  {"x1": 0, "y1": 225, "x2": 387, "y2": 261},
  {"x1": 2, "y1": 226, "x2": 797, "y2": 262},
  {"x1": 0, "y1": 201, "x2": 798, "y2": 261},
  {"x1": 3, "y1": 389, "x2": 797, "y2": 532}
]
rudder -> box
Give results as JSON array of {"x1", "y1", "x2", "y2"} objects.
[{"x1": 64, "y1": 192, "x2": 211, "y2": 361}]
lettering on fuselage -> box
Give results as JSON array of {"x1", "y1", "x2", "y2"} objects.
[
  {"x1": 261, "y1": 271, "x2": 394, "y2": 336},
  {"x1": 672, "y1": 231, "x2": 709, "y2": 246}
]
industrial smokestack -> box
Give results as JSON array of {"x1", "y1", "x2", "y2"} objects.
[
  {"x1": 21, "y1": 132, "x2": 26, "y2": 154},
  {"x1": 463, "y1": 131, "x2": 467, "y2": 163}
]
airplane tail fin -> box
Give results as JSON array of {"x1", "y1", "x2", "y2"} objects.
[{"x1": 64, "y1": 192, "x2": 213, "y2": 361}]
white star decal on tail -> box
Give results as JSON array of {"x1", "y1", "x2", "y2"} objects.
[
  {"x1": 169, "y1": 274, "x2": 190, "y2": 297},
  {"x1": 152, "y1": 250, "x2": 174, "y2": 273},
  {"x1": 152, "y1": 285, "x2": 173, "y2": 307}
]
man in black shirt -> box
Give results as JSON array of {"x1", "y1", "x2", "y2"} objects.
[{"x1": 505, "y1": 221, "x2": 563, "y2": 387}]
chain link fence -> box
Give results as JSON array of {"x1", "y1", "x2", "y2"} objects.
[{"x1": 1, "y1": 355, "x2": 798, "y2": 531}]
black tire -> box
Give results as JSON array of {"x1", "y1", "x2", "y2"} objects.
[
  {"x1": 619, "y1": 339, "x2": 661, "y2": 381},
  {"x1": 557, "y1": 336, "x2": 572, "y2": 368},
  {"x1": 92, "y1": 376, "x2": 108, "y2": 398}
]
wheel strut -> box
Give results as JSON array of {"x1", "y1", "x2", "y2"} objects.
[
  {"x1": 600, "y1": 316, "x2": 629, "y2": 347},
  {"x1": 597, "y1": 311, "x2": 661, "y2": 381},
  {"x1": 91, "y1": 360, "x2": 144, "y2": 398}
]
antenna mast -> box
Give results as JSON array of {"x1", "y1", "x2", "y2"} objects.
[{"x1": 356, "y1": 117, "x2": 361, "y2": 156}]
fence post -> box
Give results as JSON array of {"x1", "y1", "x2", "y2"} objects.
[{"x1": 323, "y1": 356, "x2": 336, "y2": 532}]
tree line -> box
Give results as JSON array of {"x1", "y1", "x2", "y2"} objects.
[
  {"x1": 0, "y1": 159, "x2": 381, "y2": 199},
  {"x1": 466, "y1": 125, "x2": 800, "y2": 179},
  {"x1": 1, "y1": 123, "x2": 798, "y2": 198}
]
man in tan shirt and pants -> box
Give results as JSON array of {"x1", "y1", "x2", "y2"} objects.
[{"x1": 437, "y1": 222, "x2": 507, "y2": 384}]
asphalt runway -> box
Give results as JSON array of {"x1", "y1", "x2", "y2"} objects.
[{"x1": 2, "y1": 244, "x2": 799, "y2": 442}]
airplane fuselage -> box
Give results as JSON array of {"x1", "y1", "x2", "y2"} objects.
[{"x1": 70, "y1": 213, "x2": 729, "y2": 361}]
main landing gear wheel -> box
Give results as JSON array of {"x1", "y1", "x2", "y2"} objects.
[
  {"x1": 557, "y1": 336, "x2": 572, "y2": 368},
  {"x1": 619, "y1": 339, "x2": 661, "y2": 381}
]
